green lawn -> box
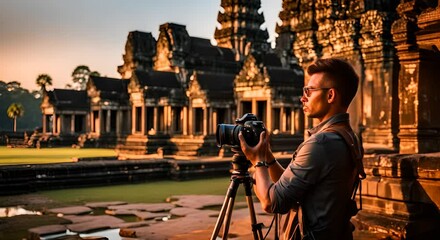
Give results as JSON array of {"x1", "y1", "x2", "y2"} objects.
[{"x1": 0, "y1": 146, "x2": 116, "y2": 165}]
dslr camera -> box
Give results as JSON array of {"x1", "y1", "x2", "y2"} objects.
[{"x1": 216, "y1": 113, "x2": 266, "y2": 148}]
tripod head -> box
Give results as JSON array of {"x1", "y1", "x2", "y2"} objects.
[{"x1": 230, "y1": 146, "x2": 252, "y2": 177}]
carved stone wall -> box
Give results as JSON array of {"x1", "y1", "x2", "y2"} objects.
[
  {"x1": 278, "y1": 1, "x2": 440, "y2": 238},
  {"x1": 392, "y1": 0, "x2": 440, "y2": 154},
  {"x1": 360, "y1": 9, "x2": 400, "y2": 151}
]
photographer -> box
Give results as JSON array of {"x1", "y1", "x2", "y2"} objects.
[{"x1": 239, "y1": 58, "x2": 364, "y2": 240}]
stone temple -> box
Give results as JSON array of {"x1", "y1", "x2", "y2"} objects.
[{"x1": 39, "y1": 0, "x2": 440, "y2": 238}]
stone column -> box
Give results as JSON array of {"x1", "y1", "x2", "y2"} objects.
[
  {"x1": 359, "y1": 10, "x2": 399, "y2": 152},
  {"x1": 392, "y1": 0, "x2": 440, "y2": 153},
  {"x1": 116, "y1": 109, "x2": 121, "y2": 136},
  {"x1": 208, "y1": 107, "x2": 213, "y2": 135},
  {"x1": 212, "y1": 109, "x2": 217, "y2": 134},
  {"x1": 266, "y1": 99, "x2": 272, "y2": 132},
  {"x1": 106, "y1": 110, "x2": 111, "y2": 133},
  {"x1": 53, "y1": 113, "x2": 57, "y2": 134},
  {"x1": 183, "y1": 106, "x2": 188, "y2": 135},
  {"x1": 188, "y1": 105, "x2": 193, "y2": 136},
  {"x1": 203, "y1": 107, "x2": 208, "y2": 136},
  {"x1": 131, "y1": 105, "x2": 136, "y2": 134},
  {"x1": 98, "y1": 109, "x2": 103, "y2": 135},
  {"x1": 153, "y1": 107, "x2": 158, "y2": 135},
  {"x1": 169, "y1": 107, "x2": 174, "y2": 135},
  {"x1": 42, "y1": 114, "x2": 47, "y2": 133},
  {"x1": 71, "y1": 114, "x2": 75, "y2": 133},
  {"x1": 280, "y1": 107, "x2": 285, "y2": 132}
]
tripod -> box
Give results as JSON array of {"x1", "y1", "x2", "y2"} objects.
[{"x1": 210, "y1": 147, "x2": 264, "y2": 240}]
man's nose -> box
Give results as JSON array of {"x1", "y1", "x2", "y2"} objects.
[{"x1": 300, "y1": 95, "x2": 307, "y2": 103}]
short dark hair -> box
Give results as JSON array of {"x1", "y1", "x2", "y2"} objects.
[{"x1": 307, "y1": 58, "x2": 359, "y2": 107}]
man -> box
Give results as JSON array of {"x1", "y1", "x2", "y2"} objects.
[{"x1": 239, "y1": 58, "x2": 364, "y2": 240}]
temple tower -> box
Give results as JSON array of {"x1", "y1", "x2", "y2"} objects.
[
  {"x1": 117, "y1": 31, "x2": 156, "y2": 79},
  {"x1": 214, "y1": 0, "x2": 270, "y2": 60}
]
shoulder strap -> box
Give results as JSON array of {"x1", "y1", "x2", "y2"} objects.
[
  {"x1": 321, "y1": 122, "x2": 366, "y2": 179},
  {"x1": 321, "y1": 122, "x2": 366, "y2": 213}
]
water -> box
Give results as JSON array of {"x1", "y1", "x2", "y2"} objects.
[
  {"x1": 0, "y1": 206, "x2": 42, "y2": 217},
  {"x1": 40, "y1": 229, "x2": 122, "y2": 240}
]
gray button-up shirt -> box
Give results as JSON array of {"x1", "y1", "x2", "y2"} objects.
[{"x1": 269, "y1": 113, "x2": 357, "y2": 238}]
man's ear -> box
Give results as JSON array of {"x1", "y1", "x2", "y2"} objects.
[{"x1": 328, "y1": 88, "x2": 336, "y2": 103}]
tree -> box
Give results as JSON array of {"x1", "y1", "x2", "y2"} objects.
[
  {"x1": 71, "y1": 65, "x2": 101, "y2": 90},
  {"x1": 36, "y1": 74, "x2": 53, "y2": 92},
  {"x1": 7, "y1": 103, "x2": 24, "y2": 132}
]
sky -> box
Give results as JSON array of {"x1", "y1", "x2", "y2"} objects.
[{"x1": 0, "y1": 0, "x2": 282, "y2": 91}]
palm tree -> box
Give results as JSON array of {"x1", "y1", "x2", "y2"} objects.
[
  {"x1": 35, "y1": 74, "x2": 53, "y2": 92},
  {"x1": 7, "y1": 103, "x2": 24, "y2": 132}
]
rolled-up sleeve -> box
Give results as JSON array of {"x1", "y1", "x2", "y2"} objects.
[{"x1": 269, "y1": 138, "x2": 326, "y2": 214}]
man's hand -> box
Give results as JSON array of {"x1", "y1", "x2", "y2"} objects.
[{"x1": 238, "y1": 130, "x2": 274, "y2": 166}]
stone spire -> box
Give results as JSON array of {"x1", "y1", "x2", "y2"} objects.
[
  {"x1": 117, "y1": 31, "x2": 156, "y2": 79},
  {"x1": 214, "y1": 0, "x2": 269, "y2": 60}
]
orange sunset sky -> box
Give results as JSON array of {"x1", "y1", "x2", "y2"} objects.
[{"x1": 0, "y1": 0, "x2": 282, "y2": 91}]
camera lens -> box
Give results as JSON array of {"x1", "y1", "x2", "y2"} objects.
[{"x1": 216, "y1": 124, "x2": 241, "y2": 147}]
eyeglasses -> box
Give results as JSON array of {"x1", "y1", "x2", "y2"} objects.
[{"x1": 303, "y1": 86, "x2": 331, "y2": 97}]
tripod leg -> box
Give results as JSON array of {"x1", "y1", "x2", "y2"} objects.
[
  {"x1": 243, "y1": 178, "x2": 264, "y2": 240},
  {"x1": 222, "y1": 194, "x2": 236, "y2": 240},
  {"x1": 210, "y1": 178, "x2": 240, "y2": 240}
]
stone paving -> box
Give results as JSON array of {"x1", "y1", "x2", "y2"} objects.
[
  {"x1": 28, "y1": 195, "x2": 276, "y2": 240},
  {"x1": 27, "y1": 195, "x2": 389, "y2": 240}
]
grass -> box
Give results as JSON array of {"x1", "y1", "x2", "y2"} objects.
[{"x1": 0, "y1": 146, "x2": 116, "y2": 165}]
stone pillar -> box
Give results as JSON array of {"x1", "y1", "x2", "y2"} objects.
[
  {"x1": 360, "y1": 10, "x2": 399, "y2": 152},
  {"x1": 98, "y1": 109, "x2": 103, "y2": 134},
  {"x1": 71, "y1": 114, "x2": 75, "y2": 133},
  {"x1": 280, "y1": 107, "x2": 285, "y2": 132},
  {"x1": 392, "y1": 0, "x2": 440, "y2": 153},
  {"x1": 131, "y1": 105, "x2": 136, "y2": 134},
  {"x1": 251, "y1": 99, "x2": 257, "y2": 115},
  {"x1": 183, "y1": 106, "x2": 188, "y2": 135},
  {"x1": 188, "y1": 105, "x2": 193, "y2": 136},
  {"x1": 116, "y1": 109, "x2": 121, "y2": 136},
  {"x1": 153, "y1": 107, "x2": 158, "y2": 135},
  {"x1": 212, "y1": 109, "x2": 217, "y2": 135},
  {"x1": 169, "y1": 107, "x2": 174, "y2": 135},
  {"x1": 203, "y1": 107, "x2": 208, "y2": 136},
  {"x1": 53, "y1": 113, "x2": 57, "y2": 134},
  {"x1": 266, "y1": 99, "x2": 272, "y2": 132},
  {"x1": 42, "y1": 115, "x2": 47, "y2": 133},
  {"x1": 208, "y1": 107, "x2": 213, "y2": 135},
  {"x1": 106, "y1": 110, "x2": 111, "y2": 133}
]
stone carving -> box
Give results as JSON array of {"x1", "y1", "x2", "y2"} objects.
[
  {"x1": 154, "y1": 33, "x2": 173, "y2": 71},
  {"x1": 235, "y1": 55, "x2": 266, "y2": 88},
  {"x1": 293, "y1": 30, "x2": 320, "y2": 64},
  {"x1": 331, "y1": 19, "x2": 360, "y2": 55},
  {"x1": 360, "y1": 10, "x2": 395, "y2": 50}
]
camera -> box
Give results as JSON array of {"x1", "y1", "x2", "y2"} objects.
[{"x1": 216, "y1": 113, "x2": 266, "y2": 148}]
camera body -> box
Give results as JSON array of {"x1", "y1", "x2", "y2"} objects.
[{"x1": 216, "y1": 113, "x2": 266, "y2": 148}]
